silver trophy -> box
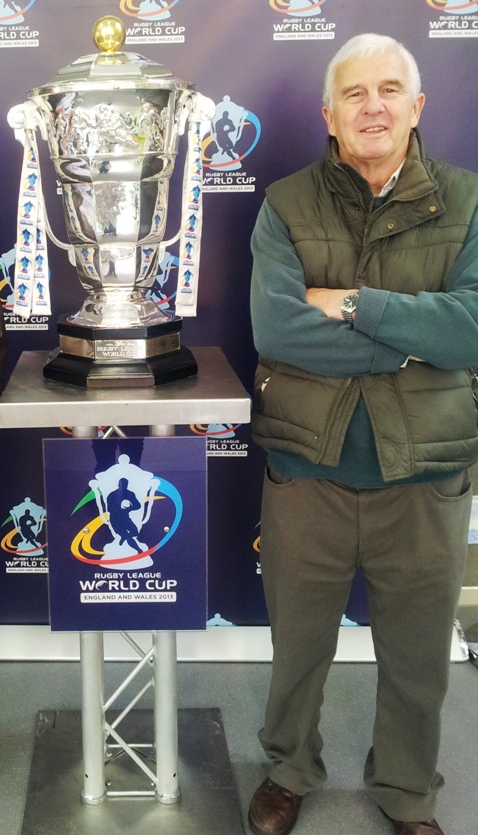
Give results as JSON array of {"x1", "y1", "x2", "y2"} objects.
[{"x1": 8, "y1": 16, "x2": 213, "y2": 387}]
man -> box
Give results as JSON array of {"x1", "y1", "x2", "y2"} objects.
[{"x1": 249, "y1": 33, "x2": 478, "y2": 835}]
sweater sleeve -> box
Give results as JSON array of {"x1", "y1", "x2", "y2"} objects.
[
  {"x1": 250, "y1": 199, "x2": 408, "y2": 378},
  {"x1": 353, "y1": 207, "x2": 478, "y2": 369}
]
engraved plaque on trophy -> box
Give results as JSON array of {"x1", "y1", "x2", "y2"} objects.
[{"x1": 8, "y1": 16, "x2": 213, "y2": 388}]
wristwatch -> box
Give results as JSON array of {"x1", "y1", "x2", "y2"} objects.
[{"x1": 341, "y1": 289, "x2": 360, "y2": 324}]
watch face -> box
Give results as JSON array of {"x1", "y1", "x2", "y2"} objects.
[
  {"x1": 341, "y1": 291, "x2": 359, "y2": 323},
  {"x1": 342, "y1": 292, "x2": 359, "y2": 312}
]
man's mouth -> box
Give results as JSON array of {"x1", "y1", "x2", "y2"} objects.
[{"x1": 361, "y1": 126, "x2": 387, "y2": 134}]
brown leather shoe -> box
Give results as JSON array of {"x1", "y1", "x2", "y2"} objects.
[
  {"x1": 385, "y1": 814, "x2": 445, "y2": 835},
  {"x1": 248, "y1": 777, "x2": 303, "y2": 835}
]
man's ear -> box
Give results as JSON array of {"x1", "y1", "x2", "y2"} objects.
[
  {"x1": 322, "y1": 105, "x2": 335, "y2": 137},
  {"x1": 411, "y1": 93, "x2": 426, "y2": 128}
]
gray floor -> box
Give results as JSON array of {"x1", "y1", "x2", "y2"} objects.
[{"x1": 1, "y1": 613, "x2": 477, "y2": 835}]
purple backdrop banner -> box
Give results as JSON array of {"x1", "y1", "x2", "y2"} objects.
[{"x1": 1, "y1": 0, "x2": 477, "y2": 627}]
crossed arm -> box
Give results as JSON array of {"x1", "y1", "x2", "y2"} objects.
[{"x1": 251, "y1": 199, "x2": 478, "y2": 376}]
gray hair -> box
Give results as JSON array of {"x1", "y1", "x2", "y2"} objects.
[{"x1": 323, "y1": 33, "x2": 422, "y2": 110}]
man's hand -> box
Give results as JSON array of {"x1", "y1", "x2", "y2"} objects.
[{"x1": 306, "y1": 287, "x2": 354, "y2": 320}]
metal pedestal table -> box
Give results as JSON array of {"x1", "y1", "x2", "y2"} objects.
[{"x1": 0, "y1": 348, "x2": 251, "y2": 835}]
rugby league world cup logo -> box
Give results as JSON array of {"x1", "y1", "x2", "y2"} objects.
[
  {"x1": 119, "y1": 0, "x2": 185, "y2": 42},
  {"x1": 72, "y1": 454, "x2": 182, "y2": 571},
  {"x1": 1, "y1": 496, "x2": 47, "y2": 572},
  {"x1": 10, "y1": 497, "x2": 46, "y2": 556}
]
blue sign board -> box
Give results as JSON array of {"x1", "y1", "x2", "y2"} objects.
[{"x1": 43, "y1": 436, "x2": 207, "y2": 632}]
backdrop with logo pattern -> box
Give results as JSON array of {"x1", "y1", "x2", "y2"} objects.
[{"x1": 0, "y1": 0, "x2": 476, "y2": 627}]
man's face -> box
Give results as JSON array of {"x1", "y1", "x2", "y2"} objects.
[{"x1": 322, "y1": 49, "x2": 425, "y2": 175}]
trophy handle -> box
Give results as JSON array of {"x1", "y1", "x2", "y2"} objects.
[
  {"x1": 28, "y1": 102, "x2": 74, "y2": 257},
  {"x1": 42, "y1": 203, "x2": 76, "y2": 264},
  {"x1": 8, "y1": 101, "x2": 76, "y2": 262}
]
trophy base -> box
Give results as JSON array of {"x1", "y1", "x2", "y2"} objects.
[
  {"x1": 43, "y1": 317, "x2": 198, "y2": 389},
  {"x1": 44, "y1": 348, "x2": 198, "y2": 389}
]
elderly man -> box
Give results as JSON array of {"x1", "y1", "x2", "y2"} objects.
[{"x1": 249, "y1": 33, "x2": 478, "y2": 835}]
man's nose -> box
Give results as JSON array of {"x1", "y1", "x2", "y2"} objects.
[{"x1": 363, "y1": 92, "x2": 385, "y2": 113}]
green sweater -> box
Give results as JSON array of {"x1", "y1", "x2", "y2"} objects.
[{"x1": 251, "y1": 134, "x2": 478, "y2": 486}]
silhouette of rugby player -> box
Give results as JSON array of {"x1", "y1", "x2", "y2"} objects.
[
  {"x1": 107, "y1": 478, "x2": 143, "y2": 554},
  {"x1": 19, "y1": 509, "x2": 40, "y2": 548},
  {"x1": 215, "y1": 112, "x2": 238, "y2": 161}
]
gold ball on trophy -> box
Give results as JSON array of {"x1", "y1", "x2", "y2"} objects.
[{"x1": 93, "y1": 16, "x2": 126, "y2": 54}]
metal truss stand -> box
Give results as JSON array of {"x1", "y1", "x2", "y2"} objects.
[
  {"x1": 80, "y1": 628, "x2": 181, "y2": 807},
  {"x1": 21, "y1": 630, "x2": 243, "y2": 834}
]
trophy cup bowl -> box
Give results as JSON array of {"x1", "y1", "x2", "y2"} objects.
[{"x1": 28, "y1": 16, "x2": 200, "y2": 387}]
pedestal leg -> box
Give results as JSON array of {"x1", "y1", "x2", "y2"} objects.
[
  {"x1": 150, "y1": 424, "x2": 175, "y2": 437},
  {"x1": 150, "y1": 423, "x2": 180, "y2": 804},
  {"x1": 80, "y1": 632, "x2": 106, "y2": 805},
  {"x1": 153, "y1": 631, "x2": 180, "y2": 803},
  {"x1": 73, "y1": 426, "x2": 106, "y2": 805}
]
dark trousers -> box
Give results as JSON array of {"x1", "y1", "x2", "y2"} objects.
[{"x1": 258, "y1": 469, "x2": 471, "y2": 821}]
